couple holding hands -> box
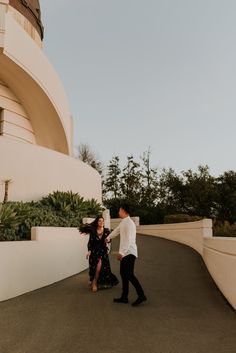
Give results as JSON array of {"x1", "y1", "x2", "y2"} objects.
[{"x1": 79, "y1": 203, "x2": 147, "y2": 306}]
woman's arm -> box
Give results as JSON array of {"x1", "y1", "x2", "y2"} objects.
[
  {"x1": 103, "y1": 228, "x2": 111, "y2": 240},
  {"x1": 87, "y1": 233, "x2": 92, "y2": 251}
]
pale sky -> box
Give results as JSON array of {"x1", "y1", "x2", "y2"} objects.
[{"x1": 40, "y1": 0, "x2": 236, "y2": 176}]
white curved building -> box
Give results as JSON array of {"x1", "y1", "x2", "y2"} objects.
[{"x1": 0, "y1": 0, "x2": 101, "y2": 202}]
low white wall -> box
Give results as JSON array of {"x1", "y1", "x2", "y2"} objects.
[
  {"x1": 0, "y1": 227, "x2": 88, "y2": 302},
  {"x1": 111, "y1": 217, "x2": 140, "y2": 230},
  {"x1": 137, "y1": 219, "x2": 212, "y2": 255},
  {"x1": 138, "y1": 220, "x2": 236, "y2": 310},
  {"x1": 203, "y1": 237, "x2": 236, "y2": 310},
  {"x1": 2, "y1": 221, "x2": 235, "y2": 310}
]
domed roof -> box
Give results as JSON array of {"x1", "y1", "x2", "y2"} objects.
[{"x1": 9, "y1": 0, "x2": 44, "y2": 40}]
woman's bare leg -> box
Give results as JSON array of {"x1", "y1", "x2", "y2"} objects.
[{"x1": 91, "y1": 258, "x2": 102, "y2": 292}]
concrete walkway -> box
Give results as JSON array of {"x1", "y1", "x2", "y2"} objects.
[{"x1": 0, "y1": 235, "x2": 236, "y2": 353}]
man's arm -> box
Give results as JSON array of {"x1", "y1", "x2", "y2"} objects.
[
  {"x1": 106, "y1": 224, "x2": 120, "y2": 241},
  {"x1": 118, "y1": 222, "x2": 131, "y2": 257}
]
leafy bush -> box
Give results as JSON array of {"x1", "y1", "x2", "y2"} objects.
[
  {"x1": 0, "y1": 203, "x2": 21, "y2": 241},
  {"x1": 164, "y1": 214, "x2": 202, "y2": 224},
  {"x1": 213, "y1": 221, "x2": 236, "y2": 237},
  {"x1": 134, "y1": 205, "x2": 166, "y2": 225},
  {"x1": 0, "y1": 203, "x2": 20, "y2": 228},
  {"x1": 0, "y1": 191, "x2": 102, "y2": 241},
  {"x1": 41, "y1": 191, "x2": 84, "y2": 212},
  {"x1": 41, "y1": 191, "x2": 102, "y2": 217},
  {"x1": 82, "y1": 198, "x2": 103, "y2": 218},
  {"x1": 17, "y1": 202, "x2": 60, "y2": 239}
]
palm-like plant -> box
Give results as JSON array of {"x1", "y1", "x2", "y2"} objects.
[
  {"x1": 0, "y1": 203, "x2": 20, "y2": 229},
  {"x1": 41, "y1": 191, "x2": 102, "y2": 216},
  {"x1": 0, "y1": 192, "x2": 103, "y2": 241}
]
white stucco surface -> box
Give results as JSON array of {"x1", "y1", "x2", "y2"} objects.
[
  {"x1": 0, "y1": 227, "x2": 88, "y2": 301},
  {"x1": 138, "y1": 220, "x2": 236, "y2": 310},
  {"x1": 0, "y1": 137, "x2": 102, "y2": 202},
  {"x1": 0, "y1": 4, "x2": 73, "y2": 154}
]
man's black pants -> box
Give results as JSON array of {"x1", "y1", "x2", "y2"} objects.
[{"x1": 120, "y1": 254, "x2": 144, "y2": 299}]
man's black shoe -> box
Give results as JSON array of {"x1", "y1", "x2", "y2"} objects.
[
  {"x1": 132, "y1": 295, "x2": 147, "y2": 306},
  {"x1": 113, "y1": 297, "x2": 129, "y2": 304}
]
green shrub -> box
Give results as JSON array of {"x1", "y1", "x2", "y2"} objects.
[
  {"x1": 41, "y1": 191, "x2": 85, "y2": 212},
  {"x1": 18, "y1": 203, "x2": 60, "y2": 239},
  {"x1": 0, "y1": 191, "x2": 102, "y2": 241},
  {"x1": 213, "y1": 221, "x2": 236, "y2": 237},
  {"x1": 41, "y1": 191, "x2": 102, "y2": 216},
  {"x1": 164, "y1": 214, "x2": 202, "y2": 224},
  {"x1": 0, "y1": 203, "x2": 21, "y2": 228},
  {"x1": 0, "y1": 203, "x2": 21, "y2": 241},
  {"x1": 83, "y1": 198, "x2": 104, "y2": 217}
]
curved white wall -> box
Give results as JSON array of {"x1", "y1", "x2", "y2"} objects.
[
  {"x1": 138, "y1": 220, "x2": 236, "y2": 310},
  {"x1": 0, "y1": 3, "x2": 73, "y2": 155},
  {"x1": 8, "y1": 5, "x2": 42, "y2": 47},
  {"x1": 111, "y1": 217, "x2": 139, "y2": 230},
  {"x1": 0, "y1": 227, "x2": 89, "y2": 301},
  {"x1": 137, "y1": 219, "x2": 212, "y2": 255},
  {"x1": 203, "y1": 237, "x2": 236, "y2": 310},
  {"x1": 0, "y1": 137, "x2": 102, "y2": 202}
]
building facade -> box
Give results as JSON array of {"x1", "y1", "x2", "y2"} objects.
[{"x1": 0, "y1": 0, "x2": 101, "y2": 202}]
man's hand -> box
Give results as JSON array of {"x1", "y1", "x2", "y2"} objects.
[{"x1": 117, "y1": 253, "x2": 123, "y2": 261}]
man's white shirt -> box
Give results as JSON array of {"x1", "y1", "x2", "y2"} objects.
[{"x1": 108, "y1": 216, "x2": 138, "y2": 258}]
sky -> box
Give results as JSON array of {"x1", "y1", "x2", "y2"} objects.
[{"x1": 40, "y1": 0, "x2": 236, "y2": 176}]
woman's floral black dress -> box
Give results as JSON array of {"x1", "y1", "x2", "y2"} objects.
[{"x1": 80, "y1": 224, "x2": 119, "y2": 289}]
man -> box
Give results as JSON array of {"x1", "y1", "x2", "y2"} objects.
[{"x1": 106, "y1": 203, "x2": 147, "y2": 306}]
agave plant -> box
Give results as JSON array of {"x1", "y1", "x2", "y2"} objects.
[
  {"x1": 0, "y1": 203, "x2": 21, "y2": 241},
  {"x1": 0, "y1": 203, "x2": 20, "y2": 229},
  {"x1": 41, "y1": 191, "x2": 84, "y2": 212},
  {"x1": 0, "y1": 192, "x2": 104, "y2": 241},
  {"x1": 83, "y1": 198, "x2": 103, "y2": 217},
  {"x1": 40, "y1": 191, "x2": 102, "y2": 216}
]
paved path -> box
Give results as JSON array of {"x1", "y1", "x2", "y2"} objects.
[{"x1": 0, "y1": 235, "x2": 236, "y2": 353}]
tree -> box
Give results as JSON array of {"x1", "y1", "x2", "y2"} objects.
[
  {"x1": 140, "y1": 148, "x2": 159, "y2": 207},
  {"x1": 77, "y1": 143, "x2": 103, "y2": 174},
  {"x1": 102, "y1": 156, "x2": 121, "y2": 200},
  {"x1": 158, "y1": 168, "x2": 184, "y2": 214},
  {"x1": 120, "y1": 155, "x2": 142, "y2": 201},
  {"x1": 215, "y1": 171, "x2": 236, "y2": 223},
  {"x1": 157, "y1": 165, "x2": 216, "y2": 218},
  {"x1": 182, "y1": 165, "x2": 216, "y2": 217}
]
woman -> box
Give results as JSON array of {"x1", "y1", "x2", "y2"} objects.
[{"x1": 79, "y1": 215, "x2": 119, "y2": 292}]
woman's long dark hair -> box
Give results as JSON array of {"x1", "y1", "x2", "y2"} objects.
[{"x1": 90, "y1": 215, "x2": 104, "y2": 229}]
